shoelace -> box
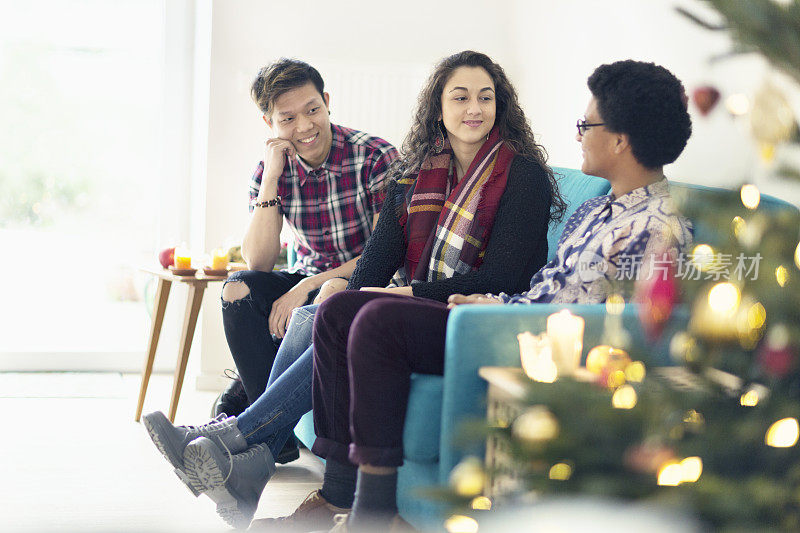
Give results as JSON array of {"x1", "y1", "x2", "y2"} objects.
[
  {"x1": 274, "y1": 491, "x2": 321, "y2": 522},
  {"x1": 183, "y1": 413, "x2": 228, "y2": 433},
  {"x1": 220, "y1": 442, "x2": 267, "y2": 485}
]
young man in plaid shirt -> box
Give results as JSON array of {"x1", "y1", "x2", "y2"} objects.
[{"x1": 217, "y1": 59, "x2": 398, "y2": 429}]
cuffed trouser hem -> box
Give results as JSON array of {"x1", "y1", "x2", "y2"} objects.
[
  {"x1": 349, "y1": 443, "x2": 404, "y2": 468},
  {"x1": 312, "y1": 436, "x2": 354, "y2": 465}
]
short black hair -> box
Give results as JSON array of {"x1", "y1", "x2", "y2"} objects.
[
  {"x1": 587, "y1": 60, "x2": 692, "y2": 169},
  {"x1": 251, "y1": 58, "x2": 325, "y2": 117}
]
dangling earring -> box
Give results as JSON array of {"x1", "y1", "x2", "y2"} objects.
[{"x1": 432, "y1": 121, "x2": 445, "y2": 154}]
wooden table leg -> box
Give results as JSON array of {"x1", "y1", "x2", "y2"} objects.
[
  {"x1": 167, "y1": 281, "x2": 207, "y2": 422},
  {"x1": 135, "y1": 277, "x2": 172, "y2": 422}
]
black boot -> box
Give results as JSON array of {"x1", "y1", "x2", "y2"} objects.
[
  {"x1": 276, "y1": 434, "x2": 301, "y2": 464},
  {"x1": 211, "y1": 371, "x2": 249, "y2": 418}
]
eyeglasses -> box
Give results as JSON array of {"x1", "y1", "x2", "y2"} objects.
[{"x1": 576, "y1": 118, "x2": 605, "y2": 136}]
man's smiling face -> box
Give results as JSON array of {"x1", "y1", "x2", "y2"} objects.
[{"x1": 266, "y1": 82, "x2": 332, "y2": 168}]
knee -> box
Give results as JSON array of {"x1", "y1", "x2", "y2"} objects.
[
  {"x1": 352, "y1": 299, "x2": 391, "y2": 332},
  {"x1": 222, "y1": 280, "x2": 250, "y2": 303},
  {"x1": 287, "y1": 304, "x2": 318, "y2": 336},
  {"x1": 315, "y1": 291, "x2": 350, "y2": 325}
]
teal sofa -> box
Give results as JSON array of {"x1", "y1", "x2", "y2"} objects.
[{"x1": 292, "y1": 167, "x2": 798, "y2": 531}]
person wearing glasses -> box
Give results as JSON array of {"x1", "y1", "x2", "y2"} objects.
[{"x1": 301, "y1": 59, "x2": 693, "y2": 532}]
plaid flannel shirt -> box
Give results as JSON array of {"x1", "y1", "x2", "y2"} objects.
[{"x1": 249, "y1": 124, "x2": 398, "y2": 275}]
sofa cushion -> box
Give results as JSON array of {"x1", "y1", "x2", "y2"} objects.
[
  {"x1": 402, "y1": 374, "x2": 443, "y2": 464},
  {"x1": 548, "y1": 167, "x2": 611, "y2": 262}
]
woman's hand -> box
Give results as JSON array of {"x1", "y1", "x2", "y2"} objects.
[
  {"x1": 360, "y1": 286, "x2": 414, "y2": 296},
  {"x1": 313, "y1": 278, "x2": 349, "y2": 304},
  {"x1": 269, "y1": 278, "x2": 315, "y2": 338},
  {"x1": 447, "y1": 293, "x2": 501, "y2": 309}
]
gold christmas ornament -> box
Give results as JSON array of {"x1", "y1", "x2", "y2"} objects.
[
  {"x1": 612, "y1": 385, "x2": 638, "y2": 409},
  {"x1": 448, "y1": 457, "x2": 486, "y2": 497},
  {"x1": 470, "y1": 496, "x2": 492, "y2": 510},
  {"x1": 548, "y1": 462, "x2": 573, "y2": 481},
  {"x1": 750, "y1": 80, "x2": 797, "y2": 161},
  {"x1": 669, "y1": 331, "x2": 699, "y2": 363},
  {"x1": 512, "y1": 406, "x2": 560, "y2": 444}
]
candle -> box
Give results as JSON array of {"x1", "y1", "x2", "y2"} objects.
[
  {"x1": 174, "y1": 248, "x2": 192, "y2": 269},
  {"x1": 211, "y1": 249, "x2": 229, "y2": 271},
  {"x1": 517, "y1": 331, "x2": 557, "y2": 383},
  {"x1": 546, "y1": 310, "x2": 585, "y2": 376}
]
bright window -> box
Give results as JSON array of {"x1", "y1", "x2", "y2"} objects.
[{"x1": 0, "y1": 1, "x2": 172, "y2": 360}]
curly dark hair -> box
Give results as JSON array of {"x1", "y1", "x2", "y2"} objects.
[
  {"x1": 587, "y1": 60, "x2": 692, "y2": 169},
  {"x1": 251, "y1": 58, "x2": 325, "y2": 117},
  {"x1": 391, "y1": 50, "x2": 566, "y2": 221}
]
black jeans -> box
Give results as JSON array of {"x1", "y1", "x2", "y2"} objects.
[
  {"x1": 311, "y1": 290, "x2": 449, "y2": 467},
  {"x1": 221, "y1": 270, "x2": 320, "y2": 405}
]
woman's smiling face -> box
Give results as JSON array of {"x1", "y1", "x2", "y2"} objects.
[{"x1": 440, "y1": 66, "x2": 496, "y2": 151}]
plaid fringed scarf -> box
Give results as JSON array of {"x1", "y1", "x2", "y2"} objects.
[{"x1": 391, "y1": 126, "x2": 515, "y2": 285}]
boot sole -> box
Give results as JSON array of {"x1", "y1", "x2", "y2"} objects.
[
  {"x1": 184, "y1": 439, "x2": 255, "y2": 530},
  {"x1": 142, "y1": 413, "x2": 202, "y2": 497}
]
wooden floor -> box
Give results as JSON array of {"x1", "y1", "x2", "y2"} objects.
[{"x1": 0, "y1": 373, "x2": 324, "y2": 533}]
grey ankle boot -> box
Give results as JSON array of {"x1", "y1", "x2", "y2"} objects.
[
  {"x1": 183, "y1": 436, "x2": 276, "y2": 530},
  {"x1": 142, "y1": 411, "x2": 248, "y2": 496}
]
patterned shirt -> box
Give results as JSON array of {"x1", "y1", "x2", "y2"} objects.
[
  {"x1": 495, "y1": 178, "x2": 692, "y2": 304},
  {"x1": 249, "y1": 124, "x2": 398, "y2": 275}
]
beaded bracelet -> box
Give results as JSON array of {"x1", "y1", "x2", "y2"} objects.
[{"x1": 252, "y1": 196, "x2": 282, "y2": 208}]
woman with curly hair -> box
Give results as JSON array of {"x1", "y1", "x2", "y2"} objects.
[{"x1": 141, "y1": 50, "x2": 563, "y2": 531}]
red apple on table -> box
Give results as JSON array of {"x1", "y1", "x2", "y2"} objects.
[{"x1": 158, "y1": 246, "x2": 176, "y2": 269}]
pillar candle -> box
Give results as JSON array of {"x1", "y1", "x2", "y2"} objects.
[
  {"x1": 517, "y1": 332, "x2": 557, "y2": 383},
  {"x1": 211, "y1": 249, "x2": 229, "y2": 271},
  {"x1": 174, "y1": 248, "x2": 192, "y2": 269},
  {"x1": 546, "y1": 310, "x2": 585, "y2": 376}
]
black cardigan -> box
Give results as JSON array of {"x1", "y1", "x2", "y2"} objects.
[{"x1": 346, "y1": 155, "x2": 552, "y2": 302}]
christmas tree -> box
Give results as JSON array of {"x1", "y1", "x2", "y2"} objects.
[{"x1": 439, "y1": 2, "x2": 800, "y2": 531}]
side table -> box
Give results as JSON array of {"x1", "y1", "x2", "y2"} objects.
[
  {"x1": 135, "y1": 267, "x2": 228, "y2": 422},
  {"x1": 478, "y1": 366, "x2": 595, "y2": 499},
  {"x1": 478, "y1": 366, "x2": 532, "y2": 499}
]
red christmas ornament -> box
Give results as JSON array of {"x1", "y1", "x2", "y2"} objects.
[
  {"x1": 757, "y1": 343, "x2": 796, "y2": 379},
  {"x1": 635, "y1": 262, "x2": 678, "y2": 341},
  {"x1": 692, "y1": 86, "x2": 721, "y2": 116}
]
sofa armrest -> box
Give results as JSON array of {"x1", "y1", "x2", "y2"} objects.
[{"x1": 437, "y1": 303, "x2": 645, "y2": 482}]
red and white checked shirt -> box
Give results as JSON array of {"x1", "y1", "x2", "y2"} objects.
[{"x1": 249, "y1": 124, "x2": 398, "y2": 275}]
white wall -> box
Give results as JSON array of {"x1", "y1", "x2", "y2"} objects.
[
  {"x1": 194, "y1": 0, "x2": 800, "y2": 388},
  {"x1": 512, "y1": 0, "x2": 800, "y2": 204}
]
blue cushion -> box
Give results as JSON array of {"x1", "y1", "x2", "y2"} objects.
[
  {"x1": 402, "y1": 374, "x2": 443, "y2": 464},
  {"x1": 548, "y1": 167, "x2": 611, "y2": 262}
]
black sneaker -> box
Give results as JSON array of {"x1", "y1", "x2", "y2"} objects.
[{"x1": 211, "y1": 370, "x2": 249, "y2": 418}]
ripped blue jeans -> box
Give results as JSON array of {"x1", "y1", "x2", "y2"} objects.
[{"x1": 235, "y1": 304, "x2": 318, "y2": 459}]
